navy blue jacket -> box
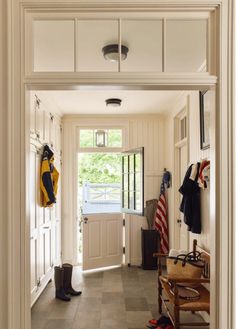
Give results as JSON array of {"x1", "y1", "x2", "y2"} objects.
[{"x1": 179, "y1": 163, "x2": 201, "y2": 234}]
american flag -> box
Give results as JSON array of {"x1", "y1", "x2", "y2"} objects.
[{"x1": 154, "y1": 184, "x2": 169, "y2": 254}]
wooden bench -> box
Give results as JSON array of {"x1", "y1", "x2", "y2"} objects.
[{"x1": 154, "y1": 239, "x2": 210, "y2": 329}]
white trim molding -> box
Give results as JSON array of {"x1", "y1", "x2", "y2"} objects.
[{"x1": 2, "y1": 2, "x2": 235, "y2": 329}]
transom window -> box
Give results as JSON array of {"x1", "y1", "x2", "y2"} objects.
[{"x1": 79, "y1": 128, "x2": 122, "y2": 149}]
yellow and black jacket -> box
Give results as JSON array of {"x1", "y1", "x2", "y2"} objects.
[{"x1": 40, "y1": 145, "x2": 59, "y2": 207}]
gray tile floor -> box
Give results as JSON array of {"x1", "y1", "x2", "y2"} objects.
[{"x1": 31, "y1": 266, "x2": 209, "y2": 329}]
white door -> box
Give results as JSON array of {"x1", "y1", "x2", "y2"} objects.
[
  {"x1": 178, "y1": 143, "x2": 189, "y2": 250},
  {"x1": 82, "y1": 213, "x2": 123, "y2": 270}
]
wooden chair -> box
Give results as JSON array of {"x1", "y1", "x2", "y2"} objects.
[{"x1": 154, "y1": 239, "x2": 210, "y2": 329}]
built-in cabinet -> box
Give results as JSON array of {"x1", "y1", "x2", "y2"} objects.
[{"x1": 30, "y1": 95, "x2": 62, "y2": 306}]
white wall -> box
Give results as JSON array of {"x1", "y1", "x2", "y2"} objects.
[
  {"x1": 62, "y1": 115, "x2": 165, "y2": 266},
  {"x1": 164, "y1": 91, "x2": 212, "y2": 252},
  {"x1": 127, "y1": 115, "x2": 165, "y2": 265}
]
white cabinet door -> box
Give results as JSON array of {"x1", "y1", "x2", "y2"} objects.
[
  {"x1": 30, "y1": 238, "x2": 38, "y2": 296},
  {"x1": 54, "y1": 219, "x2": 61, "y2": 265},
  {"x1": 44, "y1": 111, "x2": 51, "y2": 143},
  {"x1": 50, "y1": 115, "x2": 56, "y2": 150},
  {"x1": 36, "y1": 151, "x2": 44, "y2": 227},
  {"x1": 82, "y1": 213, "x2": 123, "y2": 270},
  {"x1": 30, "y1": 144, "x2": 38, "y2": 300},
  {"x1": 44, "y1": 226, "x2": 52, "y2": 274}
]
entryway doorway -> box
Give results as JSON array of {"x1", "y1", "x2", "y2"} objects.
[
  {"x1": 77, "y1": 152, "x2": 123, "y2": 270},
  {"x1": 29, "y1": 87, "x2": 214, "y2": 329}
]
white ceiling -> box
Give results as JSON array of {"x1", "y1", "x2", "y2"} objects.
[{"x1": 33, "y1": 90, "x2": 182, "y2": 115}]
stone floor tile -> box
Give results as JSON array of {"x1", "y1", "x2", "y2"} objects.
[
  {"x1": 148, "y1": 304, "x2": 159, "y2": 319},
  {"x1": 101, "y1": 308, "x2": 127, "y2": 321},
  {"x1": 72, "y1": 311, "x2": 101, "y2": 328},
  {"x1": 126, "y1": 311, "x2": 152, "y2": 328},
  {"x1": 100, "y1": 318, "x2": 127, "y2": 329},
  {"x1": 125, "y1": 297, "x2": 149, "y2": 311},
  {"x1": 101, "y1": 302, "x2": 126, "y2": 312},
  {"x1": 48, "y1": 302, "x2": 77, "y2": 320},
  {"x1": 31, "y1": 312, "x2": 47, "y2": 329},
  {"x1": 102, "y1": 292, "x2": 124, "y2": 304},
  {"x1": 77, "y1": 297, "x2": 102, "y2": 312},
  {"x1": 80, "y1": 287, "x2": 103, "y2": 298},
  {"x1": 44, "y1": 319, "x2": 73, "y2": 329}
]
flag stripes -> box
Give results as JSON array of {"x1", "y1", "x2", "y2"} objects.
[{"x1": 154, "y1": 193, "x2": 169, "y2": 254}]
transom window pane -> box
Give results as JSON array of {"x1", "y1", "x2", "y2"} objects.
[
  {"x1": 80, "y1": 130, "x2": 94, "y2": 147},
  {"x1": 79, "y1": 129, "x2": 122, "y2": 148}
]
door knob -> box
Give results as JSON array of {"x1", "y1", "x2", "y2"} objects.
[{"x1": 83, "y1": 217, "x2": 88, "y2": 224}]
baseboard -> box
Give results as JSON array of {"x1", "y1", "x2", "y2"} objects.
[{"x1": 130, "y1": 257, "x2": 142, "y2": 266}]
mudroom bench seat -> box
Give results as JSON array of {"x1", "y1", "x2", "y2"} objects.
[{"x1": 154, "y1": 239, "x2": 210, "y2": 329}]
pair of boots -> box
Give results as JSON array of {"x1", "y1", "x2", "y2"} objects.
[{"x1": 54, "y1": 263, "x2": 82, "y2": 301}]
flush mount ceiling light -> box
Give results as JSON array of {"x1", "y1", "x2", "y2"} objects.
[
  {"x1": 102, "y1": 44, "x2": 129, "y2": 62},
  {"x1": 105, "y1": 98, "x2": 122, "y2": 107}
]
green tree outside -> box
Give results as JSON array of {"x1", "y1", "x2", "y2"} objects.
[{"x1": 78, "y1": 153, "x2": 121, "y2": 186}]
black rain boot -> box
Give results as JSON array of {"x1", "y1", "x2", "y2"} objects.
[
  {"x1": 62, "y1": 263, "x2": 82, "y2": 296},
  {"x1": 54, "y1": 266, "x2": 71, "y2": 301}
]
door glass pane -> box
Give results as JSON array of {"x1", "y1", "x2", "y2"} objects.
[
  {"x1": 129, "y1": 191, "x2": 134, "y2": 210},
  {"x1": 129, "y1": 173, "x2": 134, "y2": 190},
  {"x1": 77, "y1": 20, "x2": 118, "y2": 72},
  {"x1": 34, "y1": 20, "x2": 75, "y2": 72},
  {"x1": 166, "y1": 20, "x2": 207, "y2": 72},
  {"x1": 121, "y1": 147, "x2": 144, "y2": 215},
  {"x1": 129, "y1": 154, "x2": 134, "y2": 173},
  {"x1": 121, "y1": 20, "x2": 162, "y2": 72},
  {"x1": 135, "y1": 173, "x2": 141, "y2": 190},
  {"x1": 135, "y1": 153, "x2": 141, "y2": 172},
  {"x1": 135, "y1": 191, "x2": 141, "y2": 211},
  {"x1": 123, "y1": 174, "x2": 128, "y2": 191},
  {"x1": 123, "y1": 191, "x2": 129, "y2": 209}
]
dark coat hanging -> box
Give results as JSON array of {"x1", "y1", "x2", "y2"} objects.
[{"x1": 179, "y1": 163, "x2": 201, "y2": 234}]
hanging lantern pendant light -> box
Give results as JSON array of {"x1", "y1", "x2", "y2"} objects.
[{"x1": 95, "y1": 130, "x2": 107, "y2": 147}]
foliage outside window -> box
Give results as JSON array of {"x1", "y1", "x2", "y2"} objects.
[
  {"x1": 79, "y1": 129, "x2": 122, "y2": 148},
  {"x1": 122, "y1": 147, "x2": 144, "y2": 216},
  {"x1": 78, "y1": 153, "x2": 121, "y2": 186},
  {"x1": 78, "y1": 153, "x2": 122, "y2": 215}
]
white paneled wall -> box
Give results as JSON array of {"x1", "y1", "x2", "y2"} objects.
[
  {"x1": 127, "y1": 116, "x2": 165, "y2": 265},
  {"x1": 164, "y1": 91, "x2": 213, "y2": 252},
  {"x1": 29, "y1": 94, "x2": 62, "y2": 306}
]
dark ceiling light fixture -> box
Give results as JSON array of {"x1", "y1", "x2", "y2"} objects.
[
  {"x1": 102, "y1": 44, "x2": 129, "y2": 62},
  {"x1": 105, "y1": 98, "x2": 122, "y2": 107}
]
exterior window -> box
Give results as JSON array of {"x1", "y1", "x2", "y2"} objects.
[
  {"x1": 122, "y1": 147, "x2": 144, "y2": 216},
  {"x1": 79, "y1": 129, "x2": 122, "y2": 148}
]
